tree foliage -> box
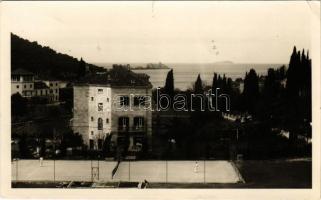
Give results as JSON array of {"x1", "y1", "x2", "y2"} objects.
[
  {"x1": 11, "y1": 93, "x2": 28, "y2": 117},
  {"x1": 194, "y1": 74, "x2": 204, "y2": 94},
  {"x1": 164, "y1": 69, "x2": 174, "y2": 97},
  {"x1": 11, "y1": 33, "x2": 105, "y2": 80}
]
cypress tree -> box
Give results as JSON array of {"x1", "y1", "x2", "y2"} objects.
[
  {"x1": 286, "y1": 47, "x2": 301, "y2": 97},
  {"x1": 284, "y1": 46, "x2": 313, "y2": 143},
  {"x1": 78, "y1": 57, "x2": 86, "y2": 77},
  {"x1": 212, "y1": 73, "x2": 218, "y2": 91},
  {"x1": 217, "y1": 75, "x2": 222, "y2": 90},
  {"x1": 194, "y1": 74, "x2": 204, "y2": 94},
  {"x1": 164, "y1": 69, "x2": 174, "y2": 97},
  {"x1": 222, "y1": 74, "x2": 227, "y2": 93},
  {"x1": 226, "y1": 78, "x2": 233, "y2": 95},
  {"x1": 242, "y1": 69, "x2": 259, "y2": 114}
]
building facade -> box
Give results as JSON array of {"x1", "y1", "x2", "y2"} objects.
[
  {"x1": 111, "y1": 86, "x2": 152, "y2": 152},
  {"x1": 44, "y1": 80, "x2": 60, "y2": 102},
  {"x1": 34, "y1": 81, "x2": 55, "y2": 102},
  {"x1": 11, "y1": 68, "x2": 35, "y2": 97},
  {"x1": 73, "y1": 85, "x2": 112, "y2": 150},
  {"x1": 11, "y1": 69, "x2": 63, "y2": 103},
  {"x1": 72, "y1": 65, "x2": 153, "y2": 153}
]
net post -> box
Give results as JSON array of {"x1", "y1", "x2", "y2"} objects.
[
  {"x1": 203, "y1": 160, "x2": 206, "y2": 183},
  {"x1": 166, "y1": 160, "x2": 168, "y2": 183},
  {"x1": 128, "y1": 160, "x2": 131, "y2": 182},
  {"x1": 16, "y1": 159, "x2": 18, "y2": 182}
]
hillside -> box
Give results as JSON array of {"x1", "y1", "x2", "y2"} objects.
[{"x1": 11, "y1": 33, "x2": 105, "y2": 81}]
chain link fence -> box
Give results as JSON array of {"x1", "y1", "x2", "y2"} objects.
[{"x1": 12, "y1": 159, "x2": 242, "y2": 183}]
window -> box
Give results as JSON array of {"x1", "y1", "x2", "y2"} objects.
[
  {"x1": 98, "y1": 103, "x2": 103, "y2": 111},
  {"x1": 50, "y1": 83, "x2": 53, "y2": 87},
  {"x1": 89, "y1": 139, "x2": 94, "y2": 150},
  {"x1": 23, "y1": 76, "x2": 33, "y2": 82},
  {"x1": 107, "y1": 98, "x2": 109, "y2": 102},
  {"x1": 91, "y1": 116, "x2": 94, "y2": 121},
  {"x1": 91, "y1": 131, "x2": 94, "y2": 135},
  {"x1": 12, "y1": 75, "x2": 19, "y2": 81},
  {"x1": 55, "y1": 89, "x2": 58, "y2": 93},
  {"x1": 24, "y1": 85, "x2": 26, "y2": 89},
  {"x1": 98, "y1": 89, "x2": 103, "y2": 93},
  {"x1": 120, "y1": 96, "x2": 129, "y2": 106},
  {"x1": 30, "y1": 84, "x2": 32, "y2": 88},
  {"x1": 134, "y1": 117, "x2": 145, "y2": 129},
  {"x1": 98, "y1": 118, "x2": 103, "y2": 130},
  {"x1": 50, "y1": 89, "x2": 53, "y2": 94},
  {"x1": 40, "y1": 90, "x2": 43, "y2": 95},
  {"x1": 98, "y1": 139, "x2": 103, "y2": 149},
  {"x1": 118, "y1": 117, "x2": 129, "y2": 130},
  {"x1": 56, "y1": 83, "x2": 58, "y2": 86},
  {"x1": 106, "y1": 118, "x2": 109, "y2": 123},
  {"x1": 16, "y1": 85, "x2": 19, "y2": 89},
  {"x1": 91, "y1": 97, "x2": 94, "y2": 101},
  {"x1": 134, "y1": 96, "x2": 146, "y2": 106}
]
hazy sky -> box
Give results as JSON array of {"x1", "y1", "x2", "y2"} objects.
[{"x1": 3, "y1": 1, "x2": 316, "y2": 64}]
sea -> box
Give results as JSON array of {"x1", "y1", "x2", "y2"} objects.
[{"x1": 96, "y1": 63, "x2": 286, "y2": 90}]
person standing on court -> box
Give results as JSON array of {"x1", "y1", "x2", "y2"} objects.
[
  {"x1": 194, "y1": 161, "x2": 199, "y2": 173},
  {"x1": 39, "y1": 157, "x2": 43, "y2": 167}
]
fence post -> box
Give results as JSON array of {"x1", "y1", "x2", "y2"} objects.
[
  {"x1": 166, "y1": 160, "x2": 168, "y2": 183},
  {"x1": 91, "y1": 159, "x2": 93, "y2": 182},
  {"x1": 98, "y1": 156, "x2": 100, "y2": 180},
  {"x1": 54, "y1": 160, "x2": 56, "y2": 182},
  {"x1": 203, "y1": 160, "x2": 206, "y2": 183},
  {"x1": 16, "y1": 159, "x2": 18, "y2": 182},
  {"x1": 53, "y1": 128, "x2": 56, "y2": 183}
]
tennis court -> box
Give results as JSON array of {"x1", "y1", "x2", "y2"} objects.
[{"x1": 12, "y1": 160, "x2": 243, "y2": 183}]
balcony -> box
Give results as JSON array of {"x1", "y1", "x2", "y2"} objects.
[{"x1": 118, "y1": 126, "x2": 146, "y2": 133}]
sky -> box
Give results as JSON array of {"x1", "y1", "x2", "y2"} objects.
[{"x1": 2, "y1": 1, "x2": 317, "y2": 64}]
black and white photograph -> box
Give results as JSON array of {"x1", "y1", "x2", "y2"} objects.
[{"x1": 0, "y1": 1, "x2": 320, "y2": 199}]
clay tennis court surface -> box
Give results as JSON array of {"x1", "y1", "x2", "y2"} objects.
[{"x1": 11, "y1": 160, "x2": 243, "y2": 183}]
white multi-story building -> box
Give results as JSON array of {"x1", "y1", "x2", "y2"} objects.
[
  {"x1": 73, "y1": 85, "x2": 112, "y2": 150},
  {"x1": 11, "y1": 68, "x2": 64, "y2": 103},
  {"x1": 72, "y1": 65, "x2": 152, "y2": 152},
  {"x1": 44, "y1": 80, "x2": 60, "y2": 102},
  {"x1": 34, "y1": 81, "x2": 55, "y2": 102}
]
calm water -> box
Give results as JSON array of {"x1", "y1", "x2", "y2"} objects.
[{"x1": 98, "y1": 63, "x2": 285, "y2": 90}]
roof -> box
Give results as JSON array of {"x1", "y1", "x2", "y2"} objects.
[
  {"x1": 34, "y1": 81, "x2": 49, "y2": 89},
  {"x1": 12, "y1": 68, "x2": 34, "y2": 76},
  {"x1": 76, "y1": 65, "x2": 152, "y2": 88}
]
